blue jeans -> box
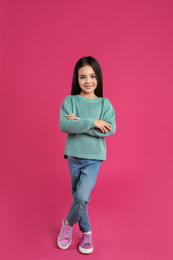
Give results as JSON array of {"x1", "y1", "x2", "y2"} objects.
[{"x1": 66, "y1": 156, "x2": 103, "y2": 233}]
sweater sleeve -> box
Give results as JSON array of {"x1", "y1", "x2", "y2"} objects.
[
  {"x1": 59, "y1": 97, "x2": 95, "y2": 134},
  {"x1": 84, "y1": 98, "x2": 116, "y2": 138}
]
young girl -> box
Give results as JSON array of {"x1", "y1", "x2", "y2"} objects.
[{"x1": 57, "y1": 56, "x2": 116, "y2": 254}]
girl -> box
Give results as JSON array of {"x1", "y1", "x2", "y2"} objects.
[{"x1": 57, "y1": 56, "x2": 116, "y2": 254}]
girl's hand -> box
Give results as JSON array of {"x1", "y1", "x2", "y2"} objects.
[
  {"x1": 66, "y1": 112, "x2": 81, "y2": 120},
  {"x1": 95, "y1": 119, "x2": 112, "y2": 133}
]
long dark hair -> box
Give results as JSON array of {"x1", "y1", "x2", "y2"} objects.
[{"x1": 71, "y1": 56, "x2": 103, "y2": 97}]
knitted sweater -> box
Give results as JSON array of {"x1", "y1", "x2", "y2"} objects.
[{"x1": 59, "y1": 94, "x2": 116, "y2": 160}]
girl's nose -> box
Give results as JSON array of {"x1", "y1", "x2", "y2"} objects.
[{"x1": 86, "y1": 77, "x2": 91, "y2": 83}]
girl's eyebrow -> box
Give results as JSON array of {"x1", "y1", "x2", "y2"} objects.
[{"x1": 79, "y1": 73, "x2": 96, "y2": 76}]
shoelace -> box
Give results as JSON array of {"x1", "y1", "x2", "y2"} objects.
[
  {"x1": 61, "y1": 225, "x2": 72, "y2": 240},
  {"x1": 83, "y1": 234, "x2": 92, "y2": 245}
]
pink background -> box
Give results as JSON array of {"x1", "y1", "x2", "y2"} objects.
[{"x1": 1, "y1": 0, "x2": 173, "y2": 259}]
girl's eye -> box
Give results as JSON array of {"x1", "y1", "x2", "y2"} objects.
[{"x1": 79, "y1": 75, "x2": 96, "y2": 79}]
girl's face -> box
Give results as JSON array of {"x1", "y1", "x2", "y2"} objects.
[{"x1": 78, "y1": 65, "x2": 97, "y2": 96}]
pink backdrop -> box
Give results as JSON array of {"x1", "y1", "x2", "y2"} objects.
[{"x1": 1, "y1": 0, "x2": 173, "y2": 259}]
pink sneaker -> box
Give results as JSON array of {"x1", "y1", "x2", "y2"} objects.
[
  {"x1": 79, "y1": 231, "x2": 93, "y2": 254},
  {"x1": 57, "y1": 219, "x2": 73, "y2": 249}
]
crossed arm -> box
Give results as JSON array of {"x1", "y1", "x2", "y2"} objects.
[
  {"x1": 66, "y1": 113, "x2": 112, "y2": 134},
  {"x1": 59, "y1": 98, "x2": 116, "y2": 137}
]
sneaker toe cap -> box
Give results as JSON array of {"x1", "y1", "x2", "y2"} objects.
[
  {"x1": 59, "y1": 239, "x2": 70, "y2": 247},
  {"x1": 81, "y1": 244, "x2": 93, "y2": 249}
]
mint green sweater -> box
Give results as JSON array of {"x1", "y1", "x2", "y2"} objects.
[{"x1": 59, "y1": 94, "x2": 116, "y2": 160}]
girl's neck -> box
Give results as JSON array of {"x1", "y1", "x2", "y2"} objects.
[{"x1": 78, "y1": 92, "x2": 98, "y2": 99}]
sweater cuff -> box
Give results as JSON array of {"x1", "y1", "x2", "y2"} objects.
[{"x1": 88, "y1": 118, "x2": 95, "y2": 129}]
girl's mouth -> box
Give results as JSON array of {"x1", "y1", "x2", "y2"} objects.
[{"x1": 85, "y1": 85, "x2": 93, "y2": 88}]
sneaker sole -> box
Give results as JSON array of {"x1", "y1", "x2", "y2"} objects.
[
  {"x1": 79, "y1": 245, "x2": 93, "y2": 254},
  {"x1": 57, "y1": 236, "x2": 72, "y2": 250}
]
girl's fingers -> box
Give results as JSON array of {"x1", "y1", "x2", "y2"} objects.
[
  {"x1": 66, "y1": 115, "x2": 71, "y2": 118},
  {"x1": 103, "y1": 127, "x2": 107, "y2": 133},
  {"x1": 100, "y1": 124, "x2": 111, "y2": 132},
  {"x1": 104, "y1": 123, "x2": 112, "y2": 131},
  {"x1": 66, "y1": 115, "x2": 80, "y2": 120},
  {"x1": 101, "y1": 127, "x2": 104, "y2": 133},
  {"x1": 66, "y1": 113, "x2": 76, "y2": 118},
  {"x1": 104, "y1": 122, "x2": 112, "y2": 127},
  {"x1": 66, "y1": 113, "x2": 81, "y2": 121},
  {"x1": 106, "y1": 125, "x2": 112, "y2": 131},
  {"x1": 101, "y1": 126, "x2": 107, "y2": 133},
  {"x1": 102, "y1": 120, "x2": 111, "y2": 126}
]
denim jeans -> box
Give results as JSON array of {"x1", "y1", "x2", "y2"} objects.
[{"x1": 66, "y1": 156, "x2": 103, "y2": 232}]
